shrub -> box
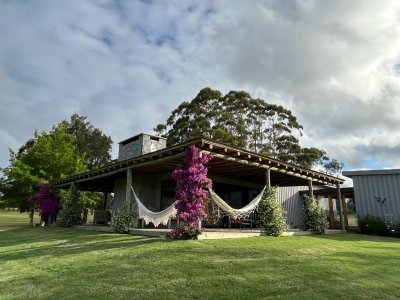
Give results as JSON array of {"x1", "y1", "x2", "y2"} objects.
[
  {"x1": 358, "y1": 215, "x2": 390, "y2": 236},
  {"x1": 396, "y1": 221, "x2": 400, "y2": 233},
  {"x1": 29, "y1": 183, "x2": 61, "y2": 225},
  {"x1": 111, "y1": 202, "x2": 135, "y2": 233},
  {"x1": 56, "y1": 183, "x2": 84, "y2": 227},
  {"x1": 168, "y1": 226, "x2": 203, "y2": 240},
  {"x1": 258, "y1": 187, "x2": 287, "y2": 236},
  {"x1": 302, "y1": 195, "x2": 328, "y2": 234}
]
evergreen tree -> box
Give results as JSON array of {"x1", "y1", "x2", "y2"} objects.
[
  {"x1": 111, "y1": 202, "x2": 136, "y2": 234},
  {"x1": 258, "y1": 187, "x2": 287, "y2": 236},
  {"x1": 57, "y1": 183, "x2": 84, "y2": 227},
  {"x1": 302, "y1": 195, "x2": 328, "y2": 234}
]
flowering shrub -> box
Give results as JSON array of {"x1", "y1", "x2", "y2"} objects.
[
  {"x1": 170, "y1": 145, "x2": 212, "y2": 239},
  {"x1": 168, "y1": 226, "x2": 204, "y2": 240},
  {"x1": 29, "y1": 183, "x2": 61, "y2": 224}
]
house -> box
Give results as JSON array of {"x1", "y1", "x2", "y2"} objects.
[
  {"x1": 343, "y1": 169, "x2": 400, "y2": 224},
  {"x1": 52, "y1": 133, "x2": 345, "y2": 229}
]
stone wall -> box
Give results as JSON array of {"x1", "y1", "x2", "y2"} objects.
[
  {"x1": 132, "y1": 173, "x2": 162, "y2": 211},
  {"x1": 112, "y1": 176, "x2": 127, "y2": 212},
  {"x1": 112, "y1": 171, "x2": 165, "y2": 212},
  {"x1": 118, "y1": 134, "x2": 167, "y2": 161}
]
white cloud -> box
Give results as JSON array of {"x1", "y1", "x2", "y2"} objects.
[
  {"x1": 205, "y1": 0, "x2": 400, "y2": 169},
  {"x1": 0, "y1": 0, "x2": 399, "y2": 173}
]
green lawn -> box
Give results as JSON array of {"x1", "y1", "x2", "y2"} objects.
[
  {"x1": 1, "y1": 212, "x2": 399, "y2": 299},
  {"x1": 0, "y1": 211, "x2": 41, "y2": 231}
]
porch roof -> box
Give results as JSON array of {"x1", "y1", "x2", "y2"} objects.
[
  {"x1": 52, "y1": 138, "x2": 344, "y2": 192},
  {"x1": 299, "y1": 187, "x2": 354, "y2": 196}
]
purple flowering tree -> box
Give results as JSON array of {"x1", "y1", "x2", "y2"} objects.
[
  {"x1": 29, "y1": 183, "x2": 61, "y2": 225},
  {"x1": 170, "y1": 145, "x2": 212, "y2": 239}
]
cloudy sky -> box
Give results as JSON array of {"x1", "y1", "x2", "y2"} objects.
[{"x1": 1, "y1": 0, "x2": 400, "y2": 178}]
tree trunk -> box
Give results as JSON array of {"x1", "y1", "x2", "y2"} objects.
[{"x1": 29, "y1": 209, "x2": 34, "y2": 226}]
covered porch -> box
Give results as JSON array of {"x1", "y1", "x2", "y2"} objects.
[{"x1": 52, "y1": 138, "x2": 345, "y2": 233}]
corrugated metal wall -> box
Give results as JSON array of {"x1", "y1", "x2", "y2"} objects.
[
  {"x1": 353, "y1": 174, "x2": 400, "y2": 223},
  {"x1": 277, "y1": 186, "x2": 306, "y2": 228}
]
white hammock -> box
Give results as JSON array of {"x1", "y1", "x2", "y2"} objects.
[
  {"x1": 209, "y1": 186, "x2": 267, "y2": 220},
  {"x1": 131, "y1": 186, "x2": 177, "y2": 227}
]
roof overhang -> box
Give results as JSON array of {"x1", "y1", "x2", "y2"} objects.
[
  {"x1": 343, "y1": 169, "x2": 400, "y2": 177},
  {"x1": 299, "y1": 187, "x2": 354, "y2": 196},
  {"x1": 52, "y1": 138, "x2": 344, "y2": 192}
]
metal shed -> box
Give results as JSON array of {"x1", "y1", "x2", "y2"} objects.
[{"x1": 343, "y1": 169, "x2": 400, "y2": 224}]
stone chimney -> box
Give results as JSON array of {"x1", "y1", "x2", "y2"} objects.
[{"x1": 118, "y1": 133, "x2": 167, "y2": 161}]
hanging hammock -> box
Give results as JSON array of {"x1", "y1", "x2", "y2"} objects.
[
  {"x1": 208, "y1": 186, "x2": 267, "y2": 220},
  {"x1": 131, "y1": 186, "x2": 177, "y2": 227},
  {"x1": 205, "y1": 199, "x2": 220, "y2": 224}
]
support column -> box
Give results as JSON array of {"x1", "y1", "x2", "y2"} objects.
[
  {"x1": 328, "y1": 195, "x2": 334, "y2": 228},
  {"x1": 308, "y1": 179, "x2": 314, "y2": 199},
  {"x1": 103, "y1": 192, "x2": 108, "y2": 210},
  {"x1": 342, "y1": 194, "x2": 349, "y2": 229},
  {"x1": 265, "y1": 168, "x2": 271, "y2": 189},
  {"x1": 198, "y1": 150, "x2": 203, "y2": 229},
  {"x1": 337, "y1": 184, "x2": 345, "y2": 230},
  {"x1": 126, "y1": 168, "x2": 132, "y2": 206}
]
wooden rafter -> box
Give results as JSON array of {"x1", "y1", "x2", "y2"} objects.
[{"x1": 52, "y1": 137, "x2": 344, "y2": 191}]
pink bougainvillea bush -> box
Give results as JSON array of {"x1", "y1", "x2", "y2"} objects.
[
  {"x1": 29, "y1": 183, "x2": 61, "y2": 225},
  {"x1": 169, "y1": 145, "x2": 212, "y2": 239}
]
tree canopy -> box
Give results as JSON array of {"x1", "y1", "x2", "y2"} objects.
[
  {"x1": 60, "y1": 114, "x2": 112, "y2": 170},
  {"x1": 155, "y1": 87, "x2": 338, "y2": 170},
  {"x1": 0, "y1": 124, "x2": 86, "y2": 209},
  {"x1": 0, "y1": 114, "x2": 113, "y2": 209}
]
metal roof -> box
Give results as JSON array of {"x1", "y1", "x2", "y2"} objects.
[{"x1": 343, "y1": 169, "x2": 400, "y2": 177}]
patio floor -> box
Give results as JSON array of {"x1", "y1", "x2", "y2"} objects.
[{"x1": 73, "y1": 224, "x2": 347, "y2": 239}]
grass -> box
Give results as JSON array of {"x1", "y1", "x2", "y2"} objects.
[
  {"x1": 1, "y1": 212, "x2": 400, "y2": 299},
  {"x1": 0, "y1": 211, "x2": 40, "y2": 231}
]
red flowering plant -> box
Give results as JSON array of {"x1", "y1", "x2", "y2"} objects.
[
  {"x1": 29, "y1": 183, "x2": 61, "y2": 225},
  {"x1": 169, "y1": 145, "x2": 212, "y2": 239}
]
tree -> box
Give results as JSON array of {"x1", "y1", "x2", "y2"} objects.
[
  {"x1": 155, "y1": 88, "x2": 334, "y2": 169},
  {"x1": 60, "y1": 114, "x2": 112, "y2": 170},
  {"x1": 0, "y1": 114, "x2": 113, "y2": 211},
  {"x1": 0, "y1": 124, "x2": 87, "y2": 211},
  {"x1": 12, "y1": 114, "x2": 113, "y2": 170},
  {"x1": 324, "y1": 159, "x2": 344, "y2": 176},
  {"x1": 56, "y1": 183, "x2": 84, "y2": 227},
  {"x1": 154, "y1": 88, "x2": 223, "y2": 145},
  {"x1": 302, "y1": 195, "x2": 328, "y2": 234},
  {"x1": 258, "y1": 187, "x2": 287, "y2": 236}
]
